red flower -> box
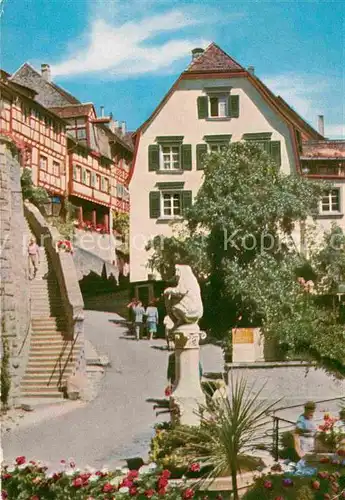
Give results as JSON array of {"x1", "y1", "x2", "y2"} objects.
[
  {"x1": 158, "y1": 489, "x2": 166, "y2": 496},
  {"x1": 15, "y1": 456, "x2": 26, "y2": 465},
  {"x1": 129, "y1": 487, "x2": 138, "y2": 496},
  {"x1": 158, "y1": 477, "x2": 168, "y2": 489},
  {"x1": 189, "y1": 463, "x2": 200, "y2": 472},
  {"x1": 2, "y1": 474, "x2": 11, "y2": 481},
  {"x1": 165, "y1": 386, "x2": 172, "y2": 397},
  {"x1": 161, "y1": 470, "x2": 171, "y2": 479},
  {"x1": 320, "y1": 457, "x2": 330, "y2": 463},
  {"x1": 72, "y1": 477, "x2": 83, "y2": 488},
  {"x1": 183, "y1": 488, "x2": 195, "y2": 499},
  {"x1": 102, "y1": 483, "x2": 114, "y2": 493},
  {"x1": 52, "y1": 472, "x2": 62, "y2": 481},
  {"x1": 121, "y1": 478, "x2": 133, "y2": 488},
  {"x1": 264, "y1": 480, "x2": 273, "y2": 489},
  {"x1": 2, "y1": 493, "x2": 8, "y2": 500},
  {"x1": 145, "y1": 489, "x2": 155, "y2": 498},
  {"x1": 31, "y1": 496, "x2": 40, "y2": 500},
  {"x1": 128, "y1": 470, "x2": 139, "y2": 479}
]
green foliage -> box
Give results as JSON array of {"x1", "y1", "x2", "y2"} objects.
[
  {"x1": 242, "y1": 464, "x2": 345, "y2": 499},
  {"x1": 113, "y1": 211, "x2": 129, "y2": 237},
  {"x1": 1, "y1": 336, "x2": 11, "y2": 408},
  {"x1": 147, "y1": 143, "x2": 345, "y2": 376},
  {"x1": 279, "y1": 431, "x2": 300, "y2": 462},
  {"x1": 50, "y1": 216, "x2": 75, "y2": 240},
  {"x1": 20, "y1": 168, "x2": 49, "y2": 206}
]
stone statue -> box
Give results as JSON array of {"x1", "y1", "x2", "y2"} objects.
[{"x1": 164, "y1": 264, "x2": 203, "y2": 331}]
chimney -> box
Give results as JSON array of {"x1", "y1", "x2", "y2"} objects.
[
  {"x1": 191, "y1": 48, "x2": 204, "y2": 61},
  {"x1": 100, "y1": 106, "x2": 104, "y2": 117},
  {"x1": 247, "y1": 66, "x2": 255, "y2": 76},
  {"x1": 121, "y1": 121, "x2": 126, "y2": 135},
  {"x1": 318, "y1": 115, "x2": 325, "y2": 136},
  {"x1": 41, "y1": 64, "x2": 51, "y2": 82}
]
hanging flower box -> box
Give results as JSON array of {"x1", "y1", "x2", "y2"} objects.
[{"x1": 56, "y1": 239, "x2": 74, "y2": 254}]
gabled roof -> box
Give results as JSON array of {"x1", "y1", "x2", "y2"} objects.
[
  {"x1": 186, "y1": 43, "x2": 244, "y2": 73},
  {"x1": 49, "y1": 104, "x2": 94, "y2": 119},
  {"x1": 11, "y1": 63, "x2": 80, "y2": 105}
]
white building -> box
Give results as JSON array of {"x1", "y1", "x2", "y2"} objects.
[{"x1": 129, "y1": 43, "x2": 337, "y2": 286}]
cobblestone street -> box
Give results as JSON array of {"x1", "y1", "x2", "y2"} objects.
[{"x1": 2, "y1": 310, "x2": 224, "y2": 470}]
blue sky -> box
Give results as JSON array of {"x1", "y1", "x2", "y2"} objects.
[{"x1": 2, "y1": 0, "x2": 344, "y2": 137}]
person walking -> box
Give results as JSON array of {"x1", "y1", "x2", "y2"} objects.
[
  {"x1": 27, "y1": 237, "x2": 40, "y2": 279},
  {"x1": 126, "y1": 297, "x2": 137, "y2": 334},
  {"x1": 132, "y1": 300, "x2": 145, "y2": 341},
  {"x1": 145, "y1": 300, "x2": 159, "y2": 340}
]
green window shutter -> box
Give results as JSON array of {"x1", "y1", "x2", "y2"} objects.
[
  {"x1": 101, "y1": 176, "x2": 105, "y2": 191},
  {"x1": 148, "y1": 144, "x2": 160, "y2": 171},
  {"x1": 149, "y1": 191, "x2": 161, "y2": 219},
  {"x1": 91, "y1": 172, "x2": 96, "y2": 187},
  {"x1": 229, "y1": 95, "x2": 239, "y2": 118},
  {"x1": 196, "y1": 144, "x2": 208, "y2": 170},
  {"x1": 182, "y1": 190, "x2": 193, "y2": 214},
  {"x1": 82, "y1": 168, "x2": 86, "y2": 183},
  {"x1": 181, "y1": 144, "x2": 192, "y2": 170},
  {"x1": 270, "y1": 141, "x2": 281, "y2": 166},
  {"x1": 73, "y1": 165, "x2": 77, "y2": 180},
  {"x1": 197, "y1": 96, "x2": 208, "y2": 119}
]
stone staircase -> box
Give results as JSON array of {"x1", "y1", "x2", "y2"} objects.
[{"x1": 21, "y1": 223, "x2": 82, "y2": 399}]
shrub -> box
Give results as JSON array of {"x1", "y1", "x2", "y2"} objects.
[
  {"x1": 21, "y1": 168, "x2": 49, "y2": 207},
  {"x1": 1, "y1": 336, "x2": 11, "y2": 408}
]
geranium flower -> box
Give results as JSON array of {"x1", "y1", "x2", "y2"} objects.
[
  {"x1": 158, "y1": 488, "x2": 167, "y2": 496},
  {"x1": 145, "y1": 489, "x2": 155, "y2": 498},
  {"x1": 158, "y1": 477, "x2": 168, "y2": 489},
  {"x1": 15, "y1": 456, "x2": 26, "y2": 465},
  {"x1": 31, "y1": 496, "x2": 40, "y2": 500},
  {"x1": 72, "y1": 477, "x2": 83, "y2": 488},
  {"x1": 183, "y1": 488, "x2": 195, "y2": 499},
  {"x1": 129, "y1": 486, "x2": 138, "y2": 496},
  {"x1": 2, "y1": 474, "x2": 11, "y2": 481},
  {"x1": 102, "y1": 483, "x2": 114, "y2": 493},
  {"x1": 161, "y1": 469, "x2": 171, "y2": 479},
  {"x1": 189, "y1": 463, "x2": 200, "y2": 472},
  {"x1": 119, "y1": 487, "x2": 130, "y2": 493},
  {"x1": 264, "y1": 480, "x2": 273, "y2": 489},
  {"x1": 128, "y1": 470, "x2": 139, "y2": 479},
  {"x1": 121, "y1": 478, "x2": 133, "y2": 488},
  {"x1": 1, "y1": 491, "x2": 8, "y2": 500}
]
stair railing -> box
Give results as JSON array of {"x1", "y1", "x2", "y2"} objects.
[
  {"x1": 48, "y1": 340, "x2": 69, "y2": 388},
  {"x1": 57, "y1": 331, "x2": 80, "y2": 388}
]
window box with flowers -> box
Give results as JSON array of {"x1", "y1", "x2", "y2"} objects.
[{"x1": 56, "y1": 239, "x2": 73, "y2": 254}]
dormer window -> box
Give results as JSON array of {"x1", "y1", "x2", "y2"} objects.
[{"x1": 197, "y1": 92, "x2": 239, "y2": 120}]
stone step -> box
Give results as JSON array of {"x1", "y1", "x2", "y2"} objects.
[
  {"x1": 24, "y1": 368, "x2": 73, "y2": 376},
  {"x1": 21, "y1": 390, "x2": 64, "y2": 398},
  {"x1": 21, "y1": 379, "x2": 67, "y2": 387},
  {"x1": 27, "y1": 360, "x2": 76, "y2": 368}
]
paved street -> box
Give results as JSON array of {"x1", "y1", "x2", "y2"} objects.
[{"x1": 3, "y1": 310, "x2": 224, "y2": 470}]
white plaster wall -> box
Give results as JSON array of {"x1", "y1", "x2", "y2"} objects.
[{"x1": 130, "y1": 77, "x2": 302, "y2": 282}]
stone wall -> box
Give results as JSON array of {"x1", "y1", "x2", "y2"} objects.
[
  {"x1": 0, "y1": 137, "x2": 31, "y2": 408},
  {"x1": 73, "y1": 246, "x2": 119, "y2": 282},
  {"x1": 225, "y1": 361, "x2": 345, "y2": 407}
]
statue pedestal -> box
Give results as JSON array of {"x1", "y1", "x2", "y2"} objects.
[{"x1": 170, "y1": 325, "x2": 206, "y2": 427}]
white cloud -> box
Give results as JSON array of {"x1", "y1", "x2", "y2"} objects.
[{"x1": 52, "y1": 9, "x2": 210, "y2": 78}]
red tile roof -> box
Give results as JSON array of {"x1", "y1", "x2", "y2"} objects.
[
  {"x1": 49, "y1": 104, "x2": 93, "y2": 118},
  {"x1": 185, "y1": 43, "x2": 244, "y2": 73},
  {"x1": 302, "y1": 140, "x2": 345, "y2": 159}
]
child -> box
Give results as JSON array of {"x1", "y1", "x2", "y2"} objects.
[
  {"x1": 132, "y1": 300, "x2": 145, "y2": 340},
  {"x1": 145, "y1": 300, "x2": 159, "y2": 340}
]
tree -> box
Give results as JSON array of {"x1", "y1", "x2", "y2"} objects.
[
  {"x1": 147, "y1": 143, "x2": 345, "y2": 376},
  {"x1": 21, "y1": 168, "x2": 49, "y2": 206}
]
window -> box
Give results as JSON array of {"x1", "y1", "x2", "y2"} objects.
[
  {"x1": 162, "y1": 192, "x2": 182, "y2": 217},
  {"x1": 85, "y1": 169, "x2": 91, "y2": 186},
  {"x1": 21, "y1": 106, "x2": 31, "y2": 124},
  {"x1": 53, "y1": 161, "x2": 60, "y2": 176},
  {"x1": 66, "y1": 118, "x2": 87, "y2": 142},
  {"x1": 74, "y1": 165, "x2": 81, "y2": 182},
  {"x1": 210, "y1": 143, "x2": 227, "y2": 153},
  {"x1": 40, "y1": 155, "x2": 48, "y2": 171},
  {"x1": 96, "y1": 174, "x2": 101, "y2": 190},
  {"x1": 320, "y1": 189, "x2": 340, "y2": 213},
  {"x1": 209, "y1": 96, "x2": 227, "y2": 118},
  {"x1": 161, "y1": 145, "x2": 180, "y2": 170},
  {"x1": 101, "y1": 176, "x2": 110, "y2": 193},
  {"x1": 77, "y1": 128, "x2": 87, "y2": 140}
]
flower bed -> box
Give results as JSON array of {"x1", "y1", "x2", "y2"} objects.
[
  {"x1": 243, "y1": 455, "x2": 345, "y2": 499},
  {"x1": 75, "y1": 220, "x2": 109, "y2": 234},
  {"x1": 1, "y1": 457, "x2": 228, "y2": 500}
]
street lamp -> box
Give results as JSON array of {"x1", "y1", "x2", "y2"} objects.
[{"x1": 302, "y1": 166, "x2": 310, "y2": 175}]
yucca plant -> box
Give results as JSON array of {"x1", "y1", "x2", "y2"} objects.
[{"x1": 175, "y1": 375, "x2": 281, "y2": 500}]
